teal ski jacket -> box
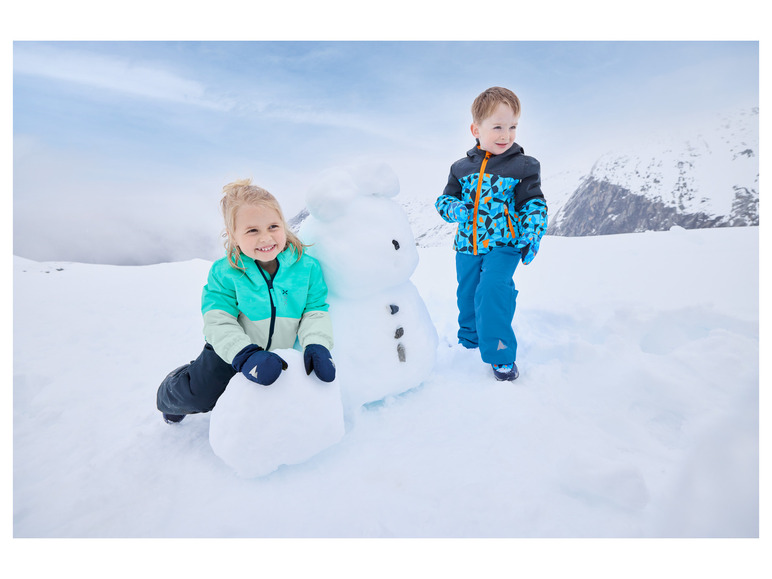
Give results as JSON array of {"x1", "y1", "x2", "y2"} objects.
[{"x1": 201, "y1": 247, "x2": 333, "y2": 365}]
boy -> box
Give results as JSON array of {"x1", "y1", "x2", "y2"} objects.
[{"x1": 435, "y1": 87, "x2": 547, "y2": 381}]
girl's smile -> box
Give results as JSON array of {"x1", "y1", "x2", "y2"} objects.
[{"x1": 232, "y1": 204, "x2": 287, "y2": 266}]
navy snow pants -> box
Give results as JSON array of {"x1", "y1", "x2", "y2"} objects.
[
  {"x1": 156, "y1": 343, "x2": 237, "y2": 415},
  {"x1": 455, "y1": 246, "x2": 520, "y2": 365}
]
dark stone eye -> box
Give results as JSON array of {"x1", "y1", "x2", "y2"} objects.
[{"x1": 392, "y1": 239, "x2": 400, "y2": 250}]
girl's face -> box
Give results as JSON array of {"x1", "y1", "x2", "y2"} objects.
[
  {"x1": 471, "y1": 102, "x2": 519, "y2": 155},
  {"x1": 232, "y1": 203, "x2": 287, "y2": 266}
]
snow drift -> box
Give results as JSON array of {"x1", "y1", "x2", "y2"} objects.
[{"x1": 13, "y1": 226, "x2": 759, "y2": 538}]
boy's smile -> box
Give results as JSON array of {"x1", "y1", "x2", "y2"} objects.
[{"x1": 471, "y1": 102, "x2": 519, "y2": 155}]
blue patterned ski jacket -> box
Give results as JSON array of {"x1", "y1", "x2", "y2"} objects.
[{"x1": 436, "y1": 143, "x2": 546, "y2": 255}]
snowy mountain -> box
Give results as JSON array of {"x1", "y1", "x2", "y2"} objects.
[{"x1": 548, "y1": 107, "x2": 759, "y2": 236}]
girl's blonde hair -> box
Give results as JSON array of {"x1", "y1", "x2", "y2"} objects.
[{"x1": 220, "y1": 178, "x2": 306, "y2": 270}]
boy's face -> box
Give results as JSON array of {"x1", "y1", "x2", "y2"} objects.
[
  {"x1": 232, "y1": 203, "x2": 287, "y2": 266},
  {"x1": 471, "y1": 102, "x2": 519, "y2": 155}
]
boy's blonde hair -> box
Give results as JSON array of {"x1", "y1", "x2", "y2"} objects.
[
  {"x1": 220, "y1": 178, "x2": 306, "y2": 270},
  {"x1": 471, "y1": 86, "x2": 521, "y2": 124}
]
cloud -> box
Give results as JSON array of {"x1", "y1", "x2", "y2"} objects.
[
  {"x1": 12, "y1": 41, "x2": 759, "y2": 266},
  {"x1": 14, "y1": 43, "x2": 231, "y2": 111},
  {"x1": 13, "y1": 43, "x2": 424, "y2": 150}
]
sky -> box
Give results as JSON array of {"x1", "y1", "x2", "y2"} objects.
[{"x1": 10, "y1": 37, "x2": 761, "y2": 264}]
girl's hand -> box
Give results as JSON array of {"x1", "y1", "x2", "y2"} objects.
[
  {"x1": 233, "y1": 346, "x2": 288, "y2": 386},
  {"x1": 304, "y1": 344, "x2": 336, "y2": 382}
]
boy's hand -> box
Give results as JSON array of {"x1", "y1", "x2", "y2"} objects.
[
  {"x1": 232, "y1": 346, "x2": 288, "y2": 386},
  {"x1": 519, "y1": 233, "x2": 541, "y2": 265},
  {"x1": 448, "y1": 201, "x2": 474, "y2": 223},
  {"x1": 304, "y1": 344, "x2": 336, "y2": 382},
  {"x1": 517, "y1": 198, "x2": 548, "y2": 265}
]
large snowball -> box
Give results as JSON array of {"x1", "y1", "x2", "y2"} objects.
[
  {"x1": 301, "y1": 196, "x2": 419, "y2": 298},
  {"x1": 305, "y1": 163, "x2": 400, "y2": 224},
  {"x1": 209, "y1": 349, "x2": 345, "y2": 478},
  {"x1": 305, "y1": 168, "x2": 359, "y2": 223},
  {"x1": 299, "y1": 162, "x2": 438, "y2": 413},
  {"x1": 330, "y1": 283, "x2": 438, "y2": 413},
  {"x1": 346, "y1": 162, "x2": 400, "y2": 199}
]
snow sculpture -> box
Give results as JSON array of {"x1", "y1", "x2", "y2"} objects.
[
  {"x1": 209, "y1": 349, "x2": 345, "y2": 478},
  {"x1": 300, "y1": 163, "x2": 438, "y2": 414}
]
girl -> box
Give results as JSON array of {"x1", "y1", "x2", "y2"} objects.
[{"x1": 157, "y1": 179, "x2": 335, "y2": 424}]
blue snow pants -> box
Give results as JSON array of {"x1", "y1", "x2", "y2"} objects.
[
  {"x1": 455, "y1": 246, "x2": 520, "y2": 364},
  {"x1": 156, "y1": 343, "x2": 237, "y2": 415}
]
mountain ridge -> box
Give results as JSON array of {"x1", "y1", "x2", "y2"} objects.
[{"x1": 547, "y1": 106, "x2": 758, "y2": 236}]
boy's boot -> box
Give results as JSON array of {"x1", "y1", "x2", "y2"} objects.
[{"x1": 492, "y1": 362, "x2": 519, "y2": 381}]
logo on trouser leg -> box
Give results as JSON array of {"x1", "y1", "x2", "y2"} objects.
[{"x1": 497, "y1": 340, "x2": 507, "y2": 350}]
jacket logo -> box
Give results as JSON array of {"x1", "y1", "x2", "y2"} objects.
[{"x1": 249, "y1": 366, "x2": 258, "y2": 379}]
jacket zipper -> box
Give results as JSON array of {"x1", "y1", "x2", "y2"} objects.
[
  {"x1": 472, "y1": 151, "x2": 492, "y2": 255},
  {"x1": 257, "y1": 261, "x2": 279, "y2": 351},
  {"x1": 503, "y1": 205, "x2": 517, "y2": 238}
]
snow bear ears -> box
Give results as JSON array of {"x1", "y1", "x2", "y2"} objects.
[{"x1": 305, "y1": 162, "x2": 401, "y2": 222}]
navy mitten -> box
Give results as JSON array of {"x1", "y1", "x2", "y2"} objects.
[
  {"x1": 303, "y1": 344, "x2": 336, "y2": 382},
  {"x1": 232, "y1": 345, "x2": 288, "y2": 386},
  {"x1": 517, "y1": 198, "x2": 548, "y2": 265}
]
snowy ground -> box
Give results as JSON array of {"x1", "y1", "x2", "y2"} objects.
[{"x1": 12, "y1": 227, "x2": 763, "y2": 573}]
